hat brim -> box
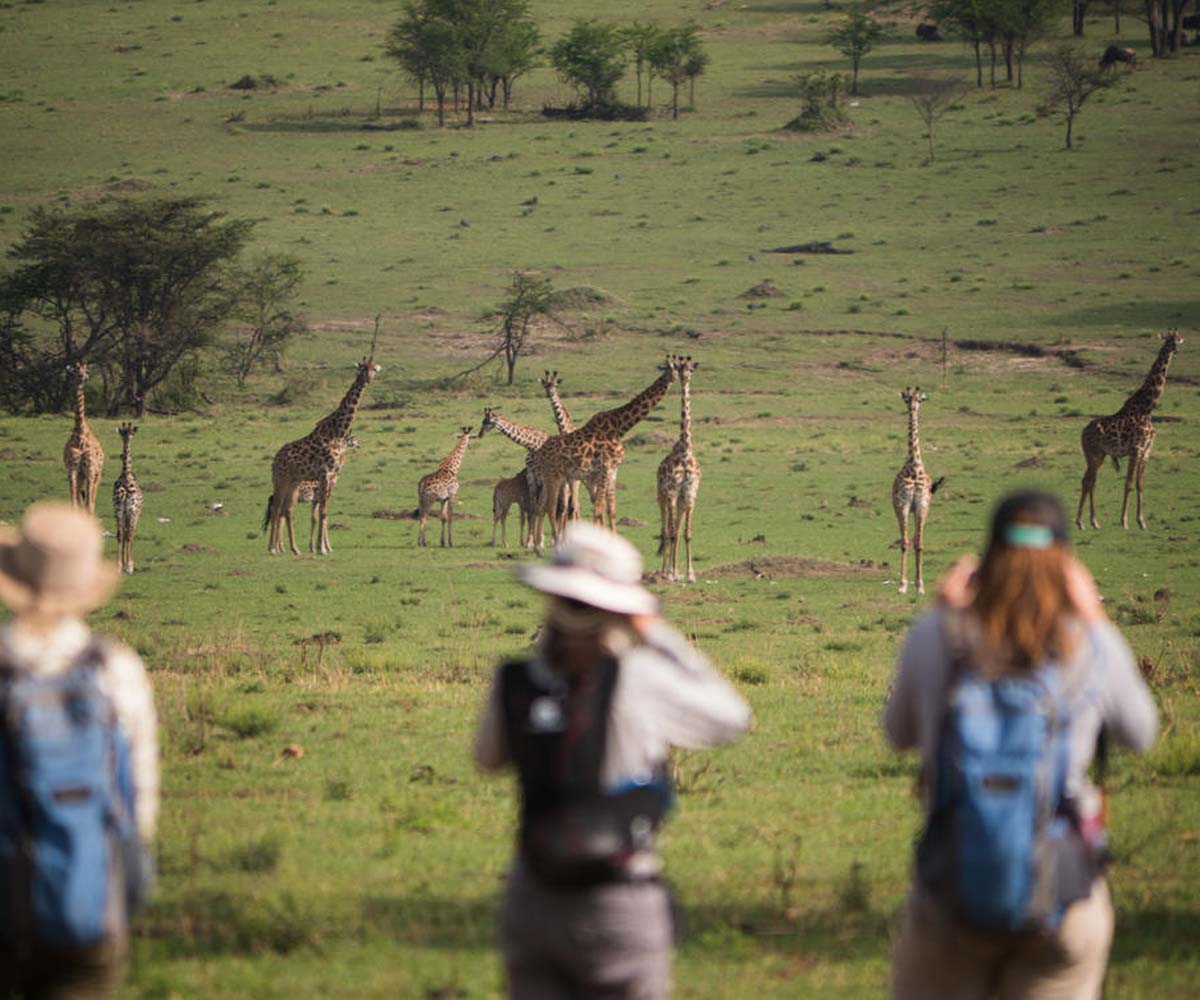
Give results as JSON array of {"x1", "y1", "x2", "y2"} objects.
[
  {"x1": 516, "y1": 562, "x2": 659, "y2": 616},
  {"x1": 0, "y1": 527, "x2": 122, "y2": 619}
]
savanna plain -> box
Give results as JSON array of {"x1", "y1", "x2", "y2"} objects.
[{"x1": 0, "y1": 0, "x2": 1197, "y2": 996}]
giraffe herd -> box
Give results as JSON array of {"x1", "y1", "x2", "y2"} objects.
[{"x1": 54, "y1": 331, "x2": 1183, "y2": 586}]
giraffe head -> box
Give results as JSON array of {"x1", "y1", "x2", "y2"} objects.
[
  {"x1": 1160, "y1": 329, "x2": 1184, "y2": 353},
  {"x1": 899, "y1": 386, "x2": 928, "y2": 410},
  {"x1": 539, "y1": 370, "x2": 562, "y2": 393},
  {"x1": 66, "y1": 362, "x2": 89, "y2": 385},
  {"x1": 117, "y1": 422, "x2": 138, "y2": 444},
  {"x1": 357, "y1": 356, "x2": 382, "y2": 383},
  {"x1": 478, "y1": 408, "x2": 499, "y2": 437},
  {"x1": 457, "y1": 425, "x2": 474, "y2": 443},
  {"x1": 673, "y1": 355, "x2": 699, "y2": 383}
]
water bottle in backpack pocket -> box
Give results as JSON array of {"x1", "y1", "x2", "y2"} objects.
[
  {"x1": 0, "y1": 645, "x2": 150, "y2": 952},
  {"x1": 916, "y1": 653, "x2": 1104, "y2": 933}
]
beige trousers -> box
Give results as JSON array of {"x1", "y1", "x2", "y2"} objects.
[{"x1": 890, "y1": 880, "x2": 1114, "y2": 1000}]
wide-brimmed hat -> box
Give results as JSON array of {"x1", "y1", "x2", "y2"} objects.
[
  {"x1": 516, "y1": 522, "x2": 659, "y2": 616},
  {"x1": 0, "y1": 502, "x2": 121, "y2": 618}
]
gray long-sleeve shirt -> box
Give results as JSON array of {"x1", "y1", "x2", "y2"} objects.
[{"x1": 884, "y1": 610, "x2": 1158, "y2": 803}]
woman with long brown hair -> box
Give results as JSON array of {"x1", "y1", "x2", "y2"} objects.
[{"x1": 884, "y1": 490, "x2": 1157, "y2": 999}]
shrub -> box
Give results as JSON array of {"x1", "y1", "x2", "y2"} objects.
[{"x1": 784, "y1": 70, "x2": 851, "y2": 132}]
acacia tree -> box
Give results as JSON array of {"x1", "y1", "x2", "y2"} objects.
[
  {"x1": 495, "y1": 273, "x2": 554, "y2": 384},
  {"x1": 1040, "y1": 43, "x2": 1115, "y2": 148},
  {"x1": 648, "y1": 24, "x2": 708, "y2": 118},
  {"x1": 929, "y1": 0, "x2": 990, "y2": 87},
  {"x1": 910, "y1": 76, "x2": 967, "y2": 161},
  {"x1": 550, "y1": 20, "x2": 628, "y2": 110},
  {"x1": 386, "y1": 5, "x2": 465, "y2": 126},
  {"x1": 224, "y1": 253, "x2": 307, "y2": 387},
  {"x1": 482, "y1": 16, "x2": 541, "y2": 108},
  {"x1": 623, "y1": 21, "x2": 661, "y2": 108},
  {"x1": 0, "y1": 197, "x2": 250, "y2": 415},
  {"x1": 827, "y1": 10, "x2": 885, "y2": 96}
]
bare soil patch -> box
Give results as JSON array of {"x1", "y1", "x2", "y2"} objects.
[{"x1": 707, "y1": 555, "x2": 882, "y2": 580}]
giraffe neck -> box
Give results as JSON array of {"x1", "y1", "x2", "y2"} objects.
[
  {"x1": 73, "y1": 378, "x2": 88, "y2": 431},
  {"x1": 495, "y1": 415, "x2": 549, "y2": 451},
  {"x1": 545, "y1": 385, "x2": 576, "y2": 434},
  {"x1": 906, "y1": 406, "x2": 923, "y2": 468},
  {"x1": 1118, "y1": 342, "x2": 1177, "y2": 417},
  {"x1": 120, "y1": 441, "x2": 134, "y2": 477},
  {"x1": 679, "y1": 377, "x2": 693, "y2": 452},
  {"x1": 439, "y1": 436, "x2": 470, "y2": 475},
  {"x1": 313, "y1": 370, "x2": 370, "y2": 441},
  {"x1": 585, "y1": 369, "x2": 674, "y2": 438}
]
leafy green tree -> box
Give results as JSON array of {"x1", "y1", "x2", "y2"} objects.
[
  {"x1": 648, "y1": 24, "x2": 708, "y2": 118},
  {"x1": 784, "y1": 69, "x2": 851, "y2": 132},
  {"x1": 224, "y1": 254, "x2": 307, "y2": 388},
  {"x1": 494, "y1": 273, "x2": 554, "y2": 384},
  {"x1": 928, "y1": 0, "x2": 990, "y2": 87},
  {"x1": 550, "y1": 20, "x2": 628, "y2": 110},
  {"x1": 482, "y1": 16, "x2": 541, "y2": 109},
  {"x1": 827, "y1": 10, "x2": 885, "y2": 96},
  {"x1": 909, "y1": 76, "x2": 967, "y2": 161},
  {"x1": 623, "y1": 21, "x2": 662, "y2": 108},
  {"x1": 386, "y1": 3, "x2": 466, "y2": 126},
  {"x1": 1039, "y1": 43, "x2": 1114, "y2": 148},
  {"x1": 0, "y1": 197, "x2": 251, "y2": 415},
  {"x1": 997, "y1": 0, "x2": 1061, "y2": 88}
]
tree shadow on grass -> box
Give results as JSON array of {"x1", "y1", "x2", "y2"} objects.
[{"x1": 1108, "y1": 906, "x2": 1200, "y2": 964}]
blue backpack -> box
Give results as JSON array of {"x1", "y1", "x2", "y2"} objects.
[
  {"x1": 916, "y1": 626, "x2": 1102, "y2": 932},
  {"x1": 0, "y1": 642, "x2": 149, "y2": 951}
]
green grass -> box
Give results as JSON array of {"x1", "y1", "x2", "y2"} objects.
[{"x1": 1, "y1": 1, "x2": 1198, "y2": 997}]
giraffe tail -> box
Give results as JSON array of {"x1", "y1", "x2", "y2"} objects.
[
  {"x1": 262, "y1": 494, "x2": 274, "y2": 534},
  {"x1": 931, "y1": 476, "x2": 946, "y2": 495},
  {"x1": 1110, "y1": 455, "x2": 1121, "y2": 472}
]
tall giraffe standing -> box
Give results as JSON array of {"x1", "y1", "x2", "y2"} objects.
[
  {"x1": 1076, "y1": 330, "x2": 1183, "y2": 531},
  {"x1": 417, "y1": 426, "x2": 473, "y2": 547},
  {"x1": 112, "y1": 422, "x2": 143, "y2": 575},
  {"x1": 892, "y1": 387, "x2": 936, "y2": 596},
  {"x1": 261, "y1": 433, "x2": 360, "y2": 553},
  {"x1": 529, "y1": 357, "x2": 678, "y2": 548},
  {"x1": 656, "y1": 356, "x2": 701, "y2": 583},
  {"x1": 539, "y1": 370, "x2": 590, "y2": 521},
  {"x1": 268, "y1": 356, "x2": 380, "y2": 555},
  {"x1": 63, "y1": 363, "x2": 104, "y2": 513},
  {"x1": 477, "y1": 407, "x2": 553, "y2": 549}
]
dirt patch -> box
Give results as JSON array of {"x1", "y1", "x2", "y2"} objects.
[
  {"x1": 372, "y1": 509, "x2": 418, "y2": 520},
  {"x1": 707, "y1": 556, "x2": 882, "y2": 580},
  {"x1": 1013, "y1": 456, "x2": 1045, "y2": 469},
  {"x1": 547, "y1": 286, "x2": 609, "y2": 310},
  {"x1": 177, "y1": 543, "x2": 211, "y2": 554},
  {"x1": 616, "y1": 516, "x2": 646, "y2": 528},
  {"x1": 739, "y1": 281, "x2": 782, "y2": 299}
]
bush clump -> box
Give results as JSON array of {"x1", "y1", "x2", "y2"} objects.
[{"x1": 784, "y1": 70, "x2": 851, "y2": 133}]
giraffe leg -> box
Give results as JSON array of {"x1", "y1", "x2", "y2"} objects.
[
  {"x1": 1076, "y1": 456, "x2": 1103, "y2": 530},
  {"x1": 67, "y1": 470, "x2": 79, "y2": 508},
  {"x1": 1135, "y1": 452, "x2": 1150, "y2": 530},
  {"x1": 444, "y1": 498, "x2": 453, "y2": 547},
  {"x1": 659, "y1": 497, "x2": 675, "y2": 580},
  {"x1": 895, "y1": 506, "x2": 910, "y2": 595},
  {"x1": 492, "y1": 496, "x2": 501, "y2": 548},
  {"x1": 126, "y1": 521, "x2": 137, "y2": 574},
  {"x1": 89, "y1": 471, "x2": 101, "y2": 515},
  {"x1": 671, "y1": 501, "x2": 686, "y2": 582},
  {"x1": 606, "y1": 471, "x2": 618, "y2": 532},
  {"x1": 1120, "y1": 457, "x2": 1137, "y2": 530},
  {"x1": 309, "y1": 502, "x2": 318, "y2": 554},
  {"x1": 682, "y1": 505, "x2": 696, "y2": 584},
  {"x1": 914, "y1": 507, "x2": 928, "y2": 597}
]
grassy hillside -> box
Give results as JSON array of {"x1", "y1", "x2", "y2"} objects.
[{"x1": 1, "y1": 1, "x2": 1197, "y2": 997}]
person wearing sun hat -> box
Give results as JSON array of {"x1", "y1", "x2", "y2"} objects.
[
  {"x1": 0, "y1": 502, "x2": 159, "y2": 998},
  {"x1": 475, "y1": 521, "x2": 751, "y2": 1000},
  {"x1": 883, "y1": 490, "x2": 1157, "y2": 1000}
]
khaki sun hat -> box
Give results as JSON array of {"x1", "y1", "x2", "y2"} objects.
[
  {"x1": 0, "y1": 502, "x2": 121, "y2": 619},
  {"x1": 516, "y1": 521, "x2": 659, "y2": 617}
]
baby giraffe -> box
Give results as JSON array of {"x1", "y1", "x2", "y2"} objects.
[
  {"x1": 417, "y1": 426, "x2": 473, "y2": 547},
  {"x1": 892, "y1": 387, "x2": 942, "y2": 596},
  {"x1": 112, "y1": 422, "x2": 143, "y2": 574}
]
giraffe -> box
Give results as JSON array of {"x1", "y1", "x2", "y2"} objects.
[
  {"x1": 262, "y1": 434, "x2": 359, "y2": 553},
  {"x1": 63, "y1": 363, "x2": 104, "y2": 513},
  {"x1": 477, "y1": 407, "x2": 553, "y2": 549},
  {"x1": 268, "y1": 356, "x2": 380, "y2": 556},
  {"x1": 492, "y1": 469, "x2": 532, "y2": 548},
  {"x1": 1076, "y1": 330, "x2": 1183, "y2": 531},
  {"x1": 418, "y1": 426, "x2": 474, "y2": 547},
  {"x1": 529, "y1": 357, "x2": 679, "y2": 548},
  {"x1": 656, "y1": 356, "x2": 701, "y2": 583},
  {"x1": 539, "y1": 370, "x2": 589, "y2": 521},
  {"x1": 892, "y1": 387, "x2": 936, "y2": 596},
  {"x1": 112, "y1": 422, "x2": 143, "y2": 575}
]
